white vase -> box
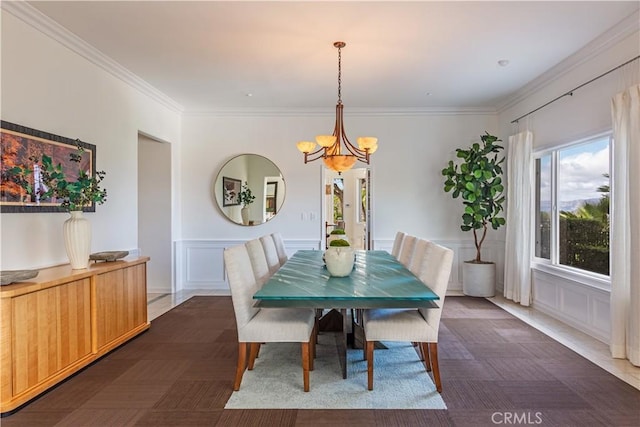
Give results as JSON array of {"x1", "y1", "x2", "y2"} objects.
[
  {"x1": 324, "y1": 246, "x2": 355, "y2": 277},
  {"x1": 63, "y1": 210, "x2": 91, "y2": 269},
  {"x1": 241, "y1": 207, "x2": 249, "y2": 225}
]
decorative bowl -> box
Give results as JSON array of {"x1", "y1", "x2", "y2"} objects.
[
  {"x1": 89, "y1": 251, "x2": 129, "y2": 262},
  {"x1": 1, "y1": 269, "x2": 39, "y2": 286}
]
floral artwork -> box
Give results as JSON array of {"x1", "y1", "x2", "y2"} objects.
[{"x1": 0, "y1": 121, "x2": 97, "y2": 213}]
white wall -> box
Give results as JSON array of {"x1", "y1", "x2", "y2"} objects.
[
  {"x1": 497, "y1": 13, "x2": 639, "y2": 343},
  {"x1": 178, "y1": 113, "x2": 500, "y2": 292},
  {"x1": 0, "y1": 11, "x2": 181, "y2": 269},
  {"x1": 181, "y1": 113, "x2": 498, "y2": 240}
]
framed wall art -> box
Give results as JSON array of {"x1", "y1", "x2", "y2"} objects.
[
  {"x1": 222, "y1": 176, "x2": 241, "y2": 207},
  {"x1": 0, "y1": 120, "x2": 98, "y2": 213}
]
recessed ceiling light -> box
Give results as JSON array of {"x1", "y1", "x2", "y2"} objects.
[
  {"x1": 245, "y1": 93, "x2": 253, "y2": 97},
  {"x1": 425, "y1": 92, "x2": 432, "y2": 96},
  {"x1": 497, "y1": 59, "x2": 510, "y2": 67}
]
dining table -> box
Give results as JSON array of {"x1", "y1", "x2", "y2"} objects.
[{"x1": 253, "y1": 249, "x2": 440, "y2": 379}]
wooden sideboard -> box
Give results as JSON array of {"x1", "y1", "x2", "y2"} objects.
[{"x1": 0, "y1": 256, "x2": 150, "y2": 414}]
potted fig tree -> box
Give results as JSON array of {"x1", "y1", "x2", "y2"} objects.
[{"x1": 442, "y1": 132, "x2": 505, "y2": 297}]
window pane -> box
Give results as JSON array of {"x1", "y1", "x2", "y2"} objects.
[
  {"x1": 535, "y1": 155, "x2": 551, "y2": 259},
  {"x1": 557, "y1": 138, "x2": 610, "y2": 275},
  {"x1": 333, "y1": 178, "x2": 344, "y2": 223},
  {"x1": 358, "y1": 178, "x2": 367, "y2": 223}
]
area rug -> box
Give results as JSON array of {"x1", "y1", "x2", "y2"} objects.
[{"x1": 224, "y1": 333, "x2": 447, "y2": 409}]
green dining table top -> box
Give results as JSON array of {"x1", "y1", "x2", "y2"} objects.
[{"x1": 253, "y1": 250, "x2": 439, "y2": 309}]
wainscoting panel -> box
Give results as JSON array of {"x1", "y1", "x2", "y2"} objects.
[
  {"x1": 175, "y1": 239, "x2": 321, "y2": 292},
  {"x1": 532, "y1": 269, "x2": 610, "y2": 343}
]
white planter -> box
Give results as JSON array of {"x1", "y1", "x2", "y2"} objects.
[
  {"x1": 324, "y1": 247, "x2": 355, "y2": 277},
  {"x1": 462, "y1": 261, "x2": 496, "y2": 297},
  {"x1": 63, "y1": 211, "x2": 91, "y2": 270},
  {"x1": 241, "y1": 207, "x2": 249, "y2": 225}
]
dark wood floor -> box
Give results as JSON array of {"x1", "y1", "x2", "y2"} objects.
[{"x1": 2, "y1": 296, "x2": 638, "y2": 426}]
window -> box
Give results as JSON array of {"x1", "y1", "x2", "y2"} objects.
[{"x1": 534, "y1": 134, "x2": 611, "y2": 277}]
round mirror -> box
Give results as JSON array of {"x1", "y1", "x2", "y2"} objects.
[{"x1": 213, "y1": 154, "x2": 286, "y2": 226}]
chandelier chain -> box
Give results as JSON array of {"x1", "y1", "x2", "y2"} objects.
[{"x1": 337, "y1": 45, "x2": 342, "y2": 103}]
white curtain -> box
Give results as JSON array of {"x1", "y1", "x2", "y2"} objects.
[
  {"x1": 503, "y1": 131, "x2": 534, "y2": 305},
  {"x1": 610, "y1": 84, "x2": 640, "y2": 366}
]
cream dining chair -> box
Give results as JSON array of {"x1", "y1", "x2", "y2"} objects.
[
  {"x1": 397, "y1": 234, "x2": 417, "y2": 267},
  {"x1": 408, "y1": 238, "x2": 430, "y2": 276},
  {"x1": 363, "y1": 241, "x2": 454, "y2": 392},
  {"x1": 224, "y1": 244, "x2": 317, "y2": 392},
  {"x1": 391, "y1": 231, "x2": 405, "y2": 258},
  {"x1": 271, "y1": 232, "x2": 289, "y2": 266},
  {"x1": 260, "y1": 234, "x2": 281, "y2": 275},
  {"x1": 245, "y1": 238, "x2": 271, "y2": 288}
]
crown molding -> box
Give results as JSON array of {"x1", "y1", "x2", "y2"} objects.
[
  {"x1": 497, "y1": 10, "x2": 640, "y2": 113},
  {"x1": 2, "y1": 1, "x2": 184, "y2": 113},
  {"x1": 182, "y1": 106, "x2": 496, "y2": 118}
]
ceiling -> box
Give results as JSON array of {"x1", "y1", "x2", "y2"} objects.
[{"x1": 25, "y1": 1, "x2": 640, "y2": 113}]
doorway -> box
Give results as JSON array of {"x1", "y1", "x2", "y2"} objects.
[
  {"x1": 138, "y1": 134, "x2": 172, "y2": 293},
  {"x1": 322, "y1": 167, "x2": 371, "y2": 249}
]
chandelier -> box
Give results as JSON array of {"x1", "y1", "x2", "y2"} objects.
[{"x1": 296, "y1": 41, "x2": 378, "y2": 174}]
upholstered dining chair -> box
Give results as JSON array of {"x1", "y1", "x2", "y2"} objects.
[
  {"x1": 397, "y1": 234, "x2": 417, "y2": 267},
  {"x1": 224, "y1": 244, "x2": 317, "y2": 392},
  {"x1": 271, "y1": 232, "x2": 289, "y2": 266},
  {"x1": 391, "y1": 231, "x2": 405, "y2": 258},
  {"x1": 245, "y1": 239, "x2": 271, "y2": 288},
  {"x1": 260, "y1": 234, "x2": 281, "y2": 275},
  {"x1": 363, "y1": 241, "x2": 454, "y2": 392},
  {"x1": 408, "y1": 238, "x2": 429, "y2": 276}
]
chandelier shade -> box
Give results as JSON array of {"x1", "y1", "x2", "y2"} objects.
[
  {"x1": 296, "y1": 41, "x2": 378, "y2": 174},
  {"x1": 323, "y1": 155, "x2": 357, "y2": 173}
]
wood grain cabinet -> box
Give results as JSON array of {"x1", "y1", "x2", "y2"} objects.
[{"x1": 0, "y1": 257, "x2": 150, "y2": 414}]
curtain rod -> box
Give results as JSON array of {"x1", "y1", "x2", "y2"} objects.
[{"x1": 511, "y1": 55, "x2": 640, "y2": 124}]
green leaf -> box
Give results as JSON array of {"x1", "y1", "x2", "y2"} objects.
[{"x1": 465, "y1": 182, "x2": 475, "y2": 191}]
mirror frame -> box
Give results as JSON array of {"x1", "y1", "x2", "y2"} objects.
[{"x1": 213, "y1": 154, "x2": 286, "y2": 226}]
